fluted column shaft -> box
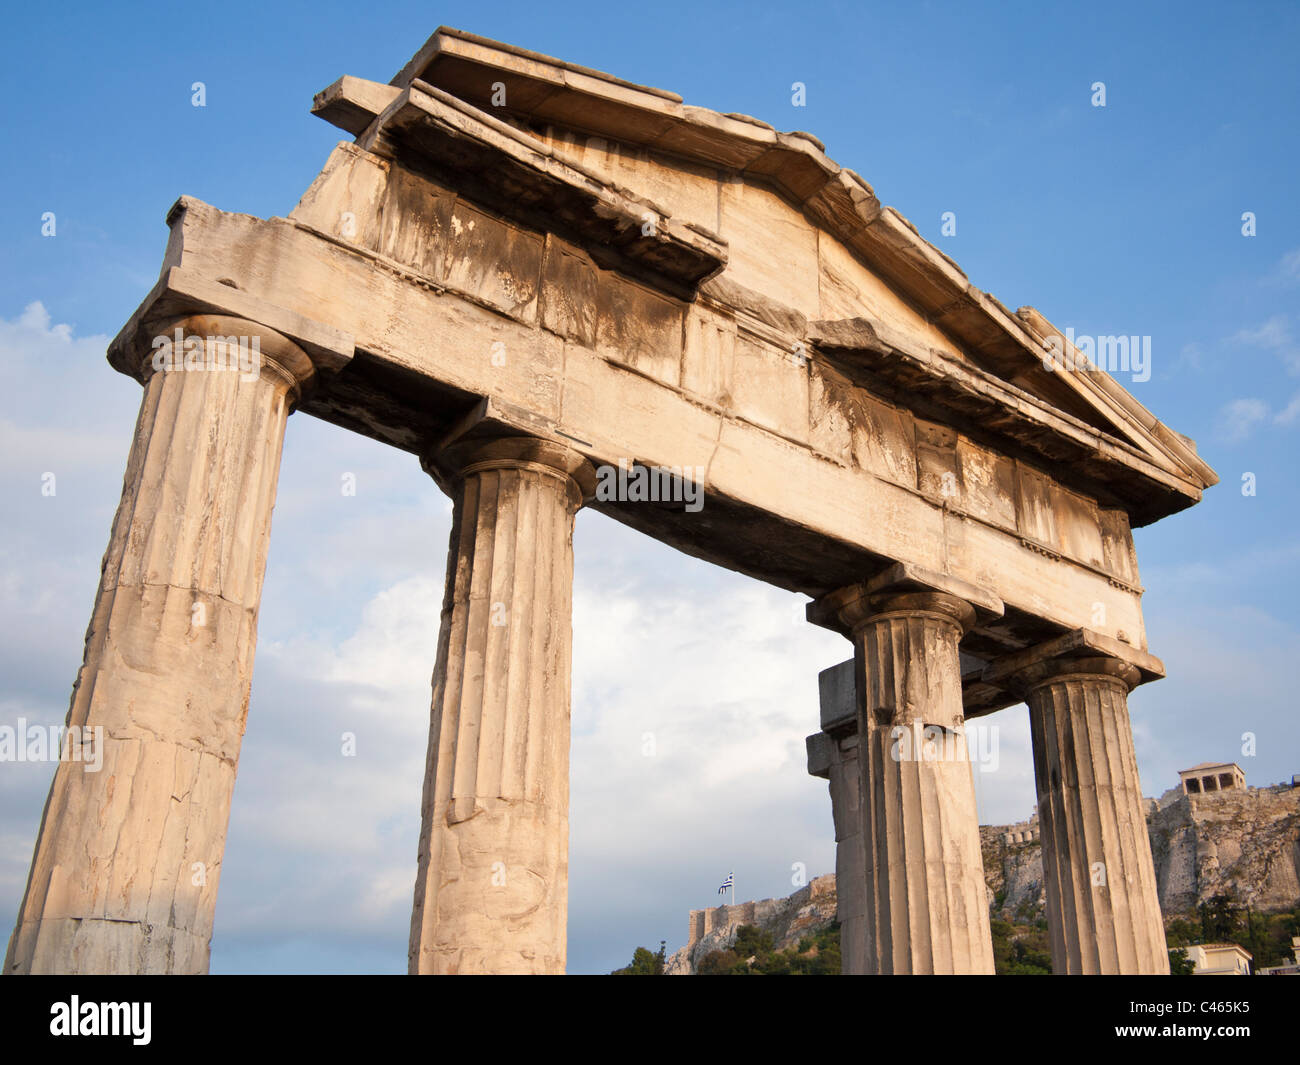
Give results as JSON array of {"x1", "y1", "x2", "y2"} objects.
[
  {"x1": 6, "y1": 315, "x2": 314, "y2": 974},
  {"x1": 409, "y1": 437, "x2": 593, "y2": 974},
  {"x1": 1025, "y1": 658, "x2": 1168, "y2": 974},
  {"x1": 847, "y1": 591, "x2": 994, "y2": 974},
  {"x1": 826, "y1": 731, "x2": 868, "y2": 974}
]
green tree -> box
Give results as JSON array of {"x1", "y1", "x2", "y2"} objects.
[
  {"x1": 611, "y1": 945, "x2": 663, "y2": 975},
  {"x1": 809, "y1": 934, "x2": 841, "y2": 975},
  {"x1": 990, "y1": 917, "x2": 1051, "y2": 974},
  {"x1": 697, "y1": 948, "x2": 743, "y2": 974},
  {"x1": 692, "y1": 922, "x2": 842, "y2": 974},
  {"x1": 1165, "y1": 917, "x2": 1199, "y2": 948},
  {"x1": 732, "y1": 924, "x2": 774, "y2": 959},
  {"x1": 1199, "y1": 895, "x2": 1239, "y2": 942},
  {"x1": 1168, "y1": 947, "x2": 1196, "y2": 975}
]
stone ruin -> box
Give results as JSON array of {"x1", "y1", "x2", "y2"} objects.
[
  {"x1": 1002, "y1": 820, "x2": 1041, "y2": 847},
  {"x1": 1179, "y1": 761, "x2": 1247, "y2": 797},
  {"x1": 6, "y1": 27, "x2": 1216, "y2": 975},
  {"x1": 665, "y1": 874, "x2": 838, "y2": 975}
]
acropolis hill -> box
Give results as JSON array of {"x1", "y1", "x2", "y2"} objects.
[{"x1": 666, "y1": 777, "x2": 1300, "y2": 975}]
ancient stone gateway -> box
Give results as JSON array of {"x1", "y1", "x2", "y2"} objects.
[{"x1": 5, "y1": 27, "x2": 1215, "y2": 975}]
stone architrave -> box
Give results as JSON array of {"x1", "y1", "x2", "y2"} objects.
[
  {"x1": 810, "y1": 563, "x2": 1002, "y2": 974},
  {"x1": 5, "y1": 315, "x2": 318, "y2": 975},
  {"x1": 408, "y1": 434, "x2": 595, "y2": 974},
  {"x1": 984, "y1": 630, "x2": 1169, "y2": 974}
]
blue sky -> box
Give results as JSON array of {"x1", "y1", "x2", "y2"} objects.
[{"x1": 1, "y1": 0, "x2": 1297, "y2": 974}]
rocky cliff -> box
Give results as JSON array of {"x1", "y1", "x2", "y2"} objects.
[
  {"x1": 1148, "y1": 784, "x2": 1300, "y2": 914},
  {"x1": 982, "y1": 783, "x2": 1300, "y2": 923},
  {"x1": 667, "y1": 783, "x2": 1300, "y2": 972}
]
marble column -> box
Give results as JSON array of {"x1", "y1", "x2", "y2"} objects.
[
  {"x1": 409, "y1": 435, "x2": 594, "y2": 975},
  {"x1": 811, "y1": 565, "x2": 1001, "y2": 974},
  {"x1": 807, "y1": 660, "x2": 868, "y2": 973},
  {"x1": 1019, "y1": 654, "x2": 1168, "y2": 973},
  {"x1": 6, "y1": 314, "x2": 316, "y2": 974}
]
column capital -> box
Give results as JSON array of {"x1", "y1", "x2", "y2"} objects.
[
  {"x1": 138, "y1": 313, "x2": 317, "y2": 405},
  {"x1": 981, "y1": 627, "x2": 1164, "y2": 698},
  {"x1": 421, "y1": 433, "x2": 598, "y2": 511},
  {"x1": 807, "y1": 561, "x2": 1003, "y2": 637}
]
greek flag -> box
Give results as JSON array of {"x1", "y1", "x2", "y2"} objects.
[{"x1": 718, "y1": 872, "x2": 734, "y2": 895}]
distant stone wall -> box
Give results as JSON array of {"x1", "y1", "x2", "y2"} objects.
[
  {"x1": 665, "y1": 874, "x2": 838, "y2": 975},
  {"x1": 997, "y1": 814, "x2": 1040, "y2": 846}
]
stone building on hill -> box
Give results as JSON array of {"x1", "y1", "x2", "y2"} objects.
[{"x1": 667, "y1": 770, "x2": 1299, "y2": 973}]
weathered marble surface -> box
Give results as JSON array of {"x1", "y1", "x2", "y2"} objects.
[
  {"x1": 10, "y1": 25, "x2": 1216, "y2": 975},
  {"x1": 6, "y1": 318, "x2": 317, "y2": 974}
]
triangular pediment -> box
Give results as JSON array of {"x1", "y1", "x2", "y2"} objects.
[{"x1": 310, "y1": 27, "x2": 1216, "y2": 523}]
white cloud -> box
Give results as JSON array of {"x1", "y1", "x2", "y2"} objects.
[
  {"x1": 1231, "y1": 314, "x2": 1300, "y2": 374},
  {"x1": 1212, "y1": 386, "x2": 1300, "y2": 439},
  {"x1": 1215, "y1": 397, "x2": 1269, "y2": 441},
  {"x1": 1280, "y1": 248, "x2": 1300, "y2": 282},
  {"x1": 1274, "y1": 391, "x2": 1300, "y2": 426},
  {"x1": 1175, "y1": 342, "x2": 1203, "y2": 373}
]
